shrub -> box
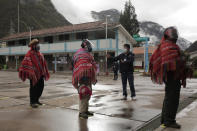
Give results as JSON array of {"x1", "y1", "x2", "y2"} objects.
[{"x1": 193, "y1": 70, "x2": 197, "y2": 78}]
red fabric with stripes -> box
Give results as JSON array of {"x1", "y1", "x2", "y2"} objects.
[
  {"x1": 149, "y1": 37, "x2": 181, "y2": 84},
  {"x1": 72, "y1": 48, "x2": 97, "y2": 89},
  {"x1": 19, "y1": 48, "x2": 50, "y2": 86}
]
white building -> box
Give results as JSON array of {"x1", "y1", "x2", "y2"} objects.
[{"x1": 0, "y1": 21, "x2": 136, "y2": 71}]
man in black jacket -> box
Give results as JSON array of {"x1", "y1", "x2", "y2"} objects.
[{"x1": 113, "y1": 44, "x2": 136, "y2": 100}]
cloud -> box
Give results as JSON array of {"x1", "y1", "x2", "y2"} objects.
[
  {"x1": 133, "y1": 0, "x2": 187, "y2": 21},
  {"x1": 51, "y1": 0, "x2": 127, "y2": 23},
  {"x1": 51, "y1": 0, "x2": 197, "y2": 42}
]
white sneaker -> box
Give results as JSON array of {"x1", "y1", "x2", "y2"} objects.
[{"x1": 132, "y1": 96, "x2": 137, "y2": 101}]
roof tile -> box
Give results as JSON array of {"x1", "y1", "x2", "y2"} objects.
[{"x1": 1, "y1": 21, "x2": 118, "y2": 41}]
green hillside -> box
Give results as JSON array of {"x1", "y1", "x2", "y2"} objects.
[{"x1": 0, "y1": 0, "x2": 71, "y2": 38}]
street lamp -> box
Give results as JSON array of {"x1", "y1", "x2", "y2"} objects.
[
  {"x1": 105, "y1": 15, "x2": 110, "y2": 76},
  {"x1": 20, "y1": 21, "x2": 33, "y2": 44},
  {"x1": 17, "y1": 0, "x2": 20, "y2": 33},
  {"x1": 29, "y1": 27, "x2": 33, "y2": 42}
]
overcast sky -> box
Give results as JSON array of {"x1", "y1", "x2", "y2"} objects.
[{"x1": 51, "y1": 0, "x2": 197, "y2": 42}]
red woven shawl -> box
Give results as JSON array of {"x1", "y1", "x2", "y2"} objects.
[
  {"x1": 149, "y1": 38, "x2": 181, "y2": 84},
  {"x1": 19, "y1": 49, "x2": 50, "y2": 86},
  {"x1": 72, "y1": 48, "x2": 97, "y2": 89}
]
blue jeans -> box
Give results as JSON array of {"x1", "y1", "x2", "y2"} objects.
[{"x1": 121, "y1": 72, "x2": 136, "y2": 97}]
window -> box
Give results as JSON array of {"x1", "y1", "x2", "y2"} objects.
[
  {"x1": 59, "y1": 34, "x2": 69, "y2": 41},
  {"x1": 44, "y1": 36, "x2": 53, "y2": 43},
  {"x1": 76, "y1": 32, "x2": 88, "y2": 40},
  {"x1": 107, "y1": 52, "x2": 115, "y2": 68},
  {"x1": 9, "y1": 56, "x2": 15, "y2": 62},
  {"x1": 7, "y1": 41, "x2": 15, "y2": 47},
  {"x1": 108, "y1": 31, "x2": 115, "y2": 39},
  {"x1": 95, "y1": 31, "x2": 105, "y2": 39},
  {"x1": 19, "y1": 39, "x2": 26, "y2": 46},
  {"x1": 94, "y1": 53, "x2": 99, "y2": 61}
]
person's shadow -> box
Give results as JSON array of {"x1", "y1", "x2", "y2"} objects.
[{"x1": 78, "y1": 118, "x2": 89, "y2": 131}]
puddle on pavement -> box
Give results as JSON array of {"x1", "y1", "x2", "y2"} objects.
[
  {"x1": 113, "y1": 108, "x2": 133, "y2": 119},
  {"x1": 47, "y1": 91, "x2": 63, "y2": 94},
  {"x1": 14, "y1": 96, "x2": 28, "y2": 99},
  {"x1": 0, "y1": 90, "x2": 20, "y2": 92},
  {"x1": 0, "y1": 108, "x2": 142, "y2": 131},
  {"x1": 104, "y1": 83, "x2": 115, "y2": 85},
  {"x1": 93, "y1": 95, "x2": 106, "y2": 99},
  {"x1": 42, "y1": 93, "x2": 73, "y2": 99},
  {"x1": 90, "y1": 103, "x2": 105, "y2": 107}
]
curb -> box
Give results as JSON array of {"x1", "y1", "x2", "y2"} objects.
[{"x1": 136, "y1": 92, "x2": 197, "y2": 131}]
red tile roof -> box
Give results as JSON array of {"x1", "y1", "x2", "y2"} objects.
[
  {"x1": 133, "y1": 46, "x2": 157, "y2": 55},
  {"x1": 0, "y1": 21, "x2": 119, "y2": 41}
]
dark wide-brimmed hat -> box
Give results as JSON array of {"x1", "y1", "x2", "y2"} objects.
[{"x1": 28, "y1": 39, "x2": 39, "y2": 47}]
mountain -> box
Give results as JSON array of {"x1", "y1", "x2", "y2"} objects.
[
  {"x1": 91, "y1": 9, "x2": 120, "y2": 23},
  {"x1": 91, "y1": 9, "x2": 191, "y2": 50},
  {"x1": 0, "y1": 0, "x2": 71, "y2": 38},
  {"x1": 139, "y1": 21, "x2": 192, "y2": 50},
  {"x1": 186, "y1": 41, "x2": 197, "y2": 52}
]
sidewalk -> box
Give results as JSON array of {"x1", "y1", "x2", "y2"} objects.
[{"x1": 156, "y1": 100, "x2": 197, "y2": 131}]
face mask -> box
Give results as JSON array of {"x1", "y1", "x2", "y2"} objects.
[
  {"x1": 87, "y1": 45, "x2": 92, "y2": 52},
  {"x1": 124, "y1": 48, "x2": 128, "y2": 53},
  {"x1": 35, "y1": 44, "x2": 40, "y2": 51}
]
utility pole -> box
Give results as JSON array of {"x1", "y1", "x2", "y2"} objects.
[
  {"x1": 105, "y1": 15, "x2": 110, "y2": 75},
  {"x1": 29, "y1": 27, "x2": 32, "y2": 42},
  {"x1": 17, "y1": 0, "x2": 20, "y2": 33}
]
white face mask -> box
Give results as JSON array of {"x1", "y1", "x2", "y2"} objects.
[{"x1": 124, "y1": 48, "x2": 128, "y2": 52}]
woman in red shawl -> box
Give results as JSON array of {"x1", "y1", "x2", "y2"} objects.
[
  {"x1": 19, "y1": 39, "x2": 50, "y2": 108},
  {"x1": 150, "y1": 27, "x2": 192, "y2": 129},
  {"x1": 72, "y1": 39, "x2": 97, "y2": 119}
]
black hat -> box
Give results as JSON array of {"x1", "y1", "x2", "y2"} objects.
[
  {"x1": 164, "y1": 27, "x2": 178, "y2": 42},
  {"x1": 81, "y1": 39, "x2": 94, "y2": 52},
  {"x1": 124, "y1": 44, "x2": 130, "y2": 49}
]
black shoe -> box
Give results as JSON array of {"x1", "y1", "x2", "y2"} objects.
[
  {"x1": 121, "y1": 96, "x2": 127, "y2": 100},
  {"x1": 30, "y1": 104, "x2": 38, "y2": 108},
  {"x1": 86, "y1": 111, "x2": 94, "y2": 116},
  {"x1": 165, "y1": 122, "x2": 181, "y2": 129},
  {"x1": 79, "y1": 113, "x2": 88, "y2": 119}
]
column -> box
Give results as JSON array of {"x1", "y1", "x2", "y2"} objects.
[
  {"x1": 53, "y1": 54, "x2": 57, "y2": 73},
  {"x1": 54, "y1": 55, "x2": 57, "y2": 72},
  {"x1": 144, "y1": 39, "x2": 149, "y2": 73}
]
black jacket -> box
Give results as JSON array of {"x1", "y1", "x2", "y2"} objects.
[{"x1": 114, "y1": 52, "x2": 134, "y2": 73}]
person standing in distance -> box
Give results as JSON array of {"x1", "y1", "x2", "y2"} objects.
[
  {"x1": 72, "y1": 39, "x2": 98, "y2": 119},
  {"x1": 150, "y1": 27, "x2": 193, "y2": 129},
  {"x1": 19, "y1": 39, "x2": 50, "y2": 108},
  {"x1": 110, "y1": 44, "x2": 136, "y2": 100}
]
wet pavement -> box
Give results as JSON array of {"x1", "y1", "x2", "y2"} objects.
[
  {"x1": 0, "y1": 108, "x2": 142, "y2": 131},
  {"x1": 0, "y1": 71, "x2": 197, "y2": 131}
]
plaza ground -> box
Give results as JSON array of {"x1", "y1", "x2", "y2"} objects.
[{"x1": 0, "y1": 71, "x2": 197, "y2": 131}]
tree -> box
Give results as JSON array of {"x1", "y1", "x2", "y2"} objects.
[{"x1": 119, "y1": 0, "x2": 139, "y2": 36}]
